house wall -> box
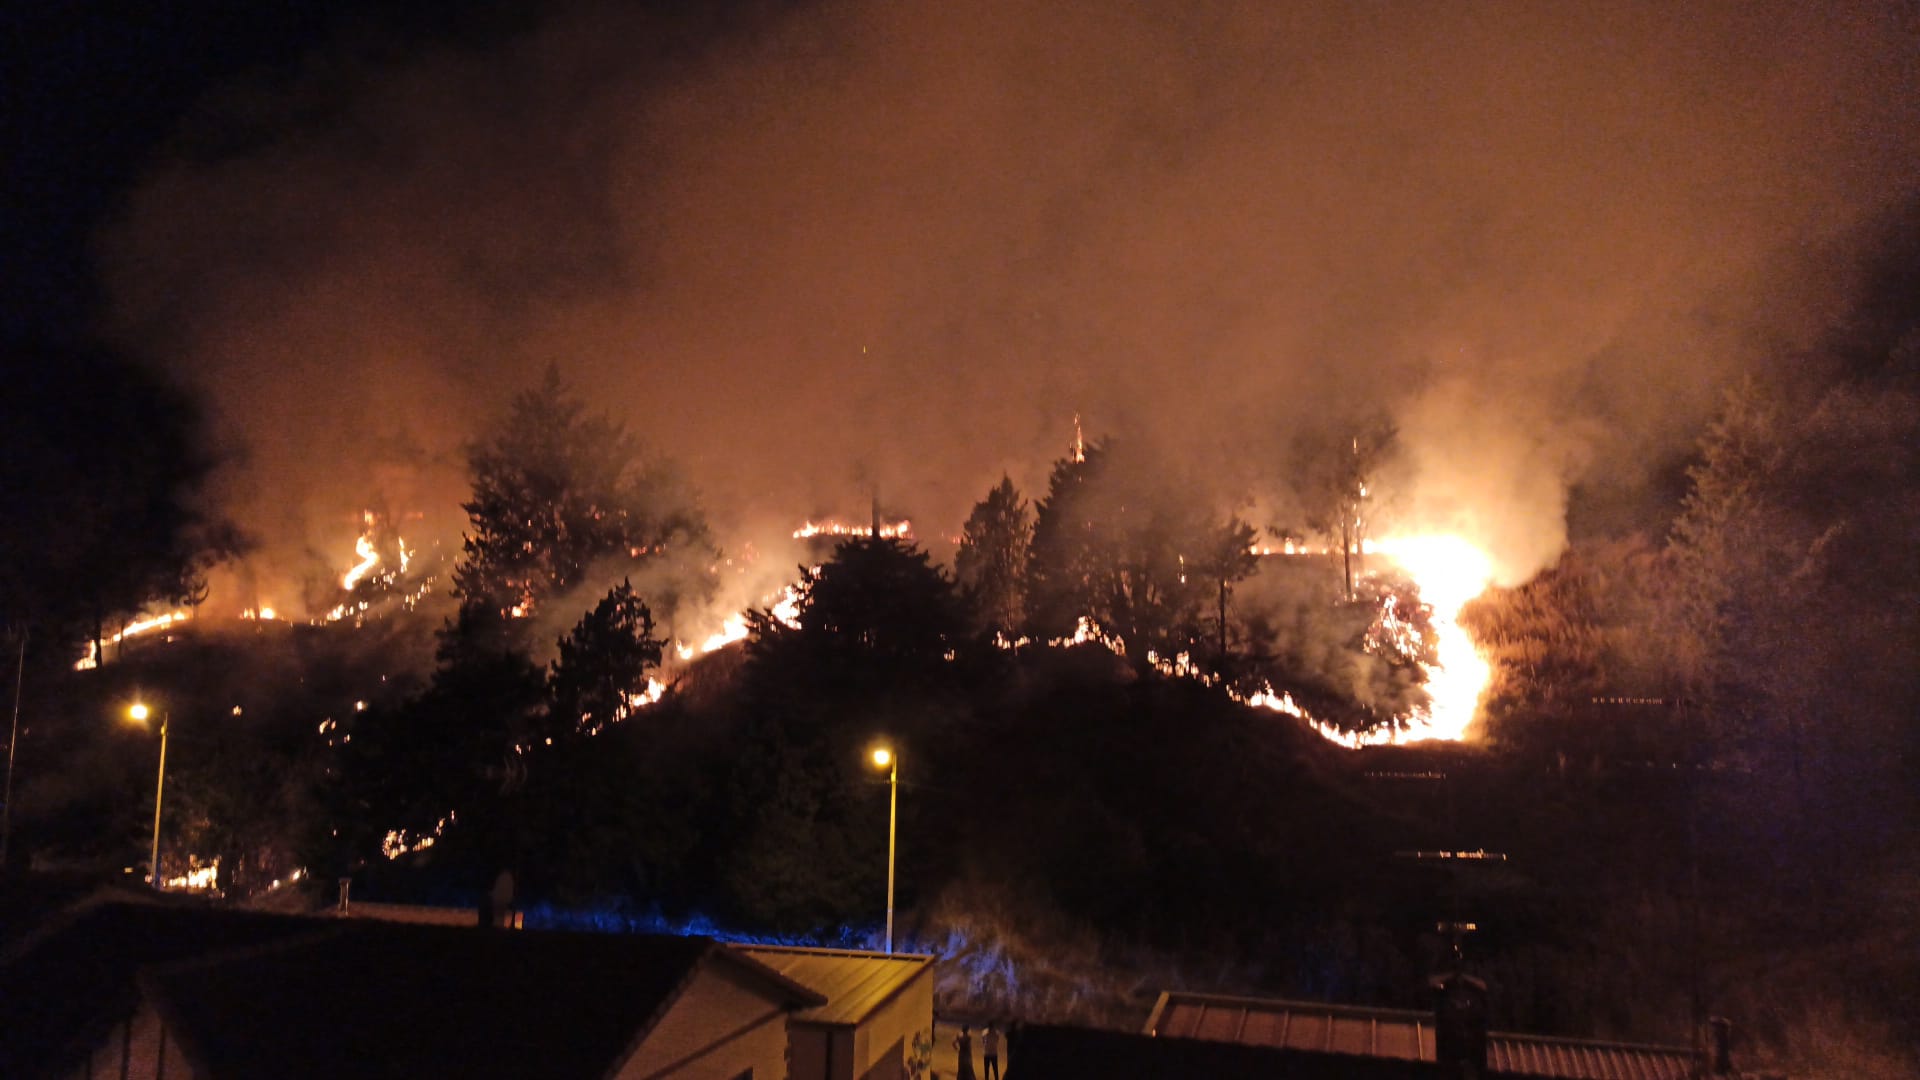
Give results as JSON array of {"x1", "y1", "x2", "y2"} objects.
[
  {"x1": 848, "y1": 968, "x2": 934, "y2": 1080},
  {"x1": 63, "y1": 1002, "x2": 198, "y2": 1080},
  {"x1": 614, "y1": 961, "x2": 793, "y2": 1080},
  {"x1": 789, "y1": 1024, "x2": 856, "y2": 1080}
]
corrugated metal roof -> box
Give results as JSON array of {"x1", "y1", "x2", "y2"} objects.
[
  {"x1": 1145, "y1": 991, "x2": 1696, "y2": 1080},
  {"x1": 736, "y1": 945, "x2": 933, "y2": 1027}
]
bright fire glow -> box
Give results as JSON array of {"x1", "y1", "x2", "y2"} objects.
[
  {"x1": 342, "y1": 533, "x2": 380, "y2": 590},
  {"x1": 163, "y1": 855, "x2": 220, "y2": 892},
  {"x1": 1000, "y1": 531, "x2": 1495, "y2": 748},
  {"x1": 673, "y1": 575, "x2": 808, "y2": 660},
  {"x1": 1365, "y1": 534, "x2": 1494, "y2": 743}
]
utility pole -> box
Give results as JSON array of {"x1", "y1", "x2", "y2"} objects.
[{"x1": 1, "y1": 629, "x2": 26, "y2": 870}]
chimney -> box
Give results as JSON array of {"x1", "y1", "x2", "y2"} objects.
[
  {"x1": 1707, "y1": 1017, "x2": 1733, "y2": 1075},
  {"x1": 1431, "y1": 972, "x2": 1489, "y2": 1079}
]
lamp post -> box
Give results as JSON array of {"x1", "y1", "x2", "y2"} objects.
[
  {"x1": 127, "y1": 702, "x2": 168, "y2": 888},
  {"x1": 870, "y1": 745, "x2": 898, "y2": 954}
]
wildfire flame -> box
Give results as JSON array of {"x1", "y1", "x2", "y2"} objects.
[
  {"x1": 793, "y1": 519, "x2": 912, "y2": 540},
  {"x1": 74, "y1": 609, "x2": 192, "y2": 670},
  {"x1": 1003, "y1": 532, "x2": 1494, "y2": 747},
  {"x1": 163, "y1": 855, "x2": 221, "y2": 892},
  {"x1": 342, "y1": 533, "x2": 380, "y2": 590},
  {"x1": 673, "y1": 576, "x2": 808, "y2": 660},
  {"x1": 1367, "y1": 534, "x2": 1494, "y2": 743}
]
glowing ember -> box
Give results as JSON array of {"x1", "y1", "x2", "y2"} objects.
[
  {"x1": 74, "y1": 609, "x2": 191, "y2": 670},
  {"x1": 793, "y1": 519, "x2": 912, "y2": 540},
  {"x1": 240, "y1": 606, "x2": 278, "y2": 620},
  {"x1": 382, "y1": 812, "x2": 454, "y2": 860}
]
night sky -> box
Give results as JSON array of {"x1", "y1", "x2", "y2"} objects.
[{"x1": 9, "y1": 1, "x2": 1920, "y2": 622}]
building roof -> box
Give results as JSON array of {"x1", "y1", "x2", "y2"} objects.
[
  {"x1": 1145, "y1": 991, "x2": 1698, "y2": 1080},
  {"x1": 0, "y1": 899, "x2": 326, "y2": 1080},
  {"x1": 737, "y1": 944, "x2": 934, "y2": 1027},
  {"x1": 1006, "y1": 1022, "x2": 1443, "y2": 1080},
  {"x1": 0, "y1": 899, "x2": 828, "y2": 1080},
  {"x1": 141, "y1": 919, "x2": 825, "y2": 1080}
]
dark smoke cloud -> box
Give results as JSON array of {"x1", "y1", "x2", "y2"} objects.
[{"x1": 102, "y1": 0, "x2": 1920, "y2": 614}]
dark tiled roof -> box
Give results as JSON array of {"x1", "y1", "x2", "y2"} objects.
[
  {"x1": 1146, "y1": 991, "x2": 1697, "y2": 1080},
  {"x1": 737, "y1": 945, "x2": 933, "y2": 1027},
  {"x1": 0, "y1": 901, "x2": 325, "y2": 1080},
  {"x1": 141, "y1": 920, "x2": 793, "y2": 1080},
  {"x1": 1005, "y1": 1022, "x2": 1445, "y2": 1080},
  {"x1": 0, "y1": 901, "x2": 825, "y2": 1080}
]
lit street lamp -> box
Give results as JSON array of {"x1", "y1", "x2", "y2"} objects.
[
  {"x1": 127, "y1": 702, "x2": 168, "y2": 888},
  {"x1": 870, "y1": 744, "x2": 898, "y2": 953}
]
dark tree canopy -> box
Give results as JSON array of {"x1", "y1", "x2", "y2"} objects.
[
  {"x1": 1025, "y1": 440, "x2": 1113, "y2": 641},
  {"x1": 0, "y1": 341, "x2": 237, "y2": 652},
  {"x1": 549, "y1": 580, "x2": 663, "y2": 740},
  {"x1": 452, "y1": 366, "x2": 710, "y2": 642},
  {"x1": 955, "y1": 475, "x2": 1030, "y2": 638},
  {"x1": 776, "y1": 536, "x2": 966, "y2": 669},
  {"x1": 1026, "y1": 439, "x2": 1259, "y2": 663}
]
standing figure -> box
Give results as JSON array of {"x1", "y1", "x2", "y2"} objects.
[
  {"x1": 953, "y1": 1024, "x2": 976, "y2": 1080},
  {"x1": 982, "y1": 1023, "x2": 1001, "y2": 1080}
]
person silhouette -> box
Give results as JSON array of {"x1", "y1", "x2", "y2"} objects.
[
  {"x1": 954, "y1": 1024, "x2": 976, "y2": 1080},
  {"x1": 982, "y1": 1023, "x2": 1001, "y2": 1080}
]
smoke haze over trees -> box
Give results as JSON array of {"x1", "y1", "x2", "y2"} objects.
[{"x1": 77, "y1": 1, "x2": 1920, "y2": 614}]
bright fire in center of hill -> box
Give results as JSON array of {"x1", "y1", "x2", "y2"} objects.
[{"x1": 1368, "y1": 534, "x2": 1494, "y2": 742}]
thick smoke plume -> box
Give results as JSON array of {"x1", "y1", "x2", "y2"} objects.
[{"x1": 102, "y1": 1, "x2": 1920, "y2": 614}]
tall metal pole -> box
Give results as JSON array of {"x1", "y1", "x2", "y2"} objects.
[
  {"x1": 1, "y1": 629, "x2": 26, "y2": 870},
  {"x1": 884, "y1": 754, "x2": 898, "y2": 954},
  {"x1": 148, "y1": 712, "x2": 168, "y2": 888}
]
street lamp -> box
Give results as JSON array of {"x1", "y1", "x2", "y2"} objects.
[
  {"x1": 126, "y1": 701, "x2": 168, "y2": 888},
  {"x1": 870, "y1": 744, "x2": 898, "y2": 954}
]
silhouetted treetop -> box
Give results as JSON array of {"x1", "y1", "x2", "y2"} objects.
[{"x1": 453, "y1": 366, "x2": 710, "y2": 640}]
